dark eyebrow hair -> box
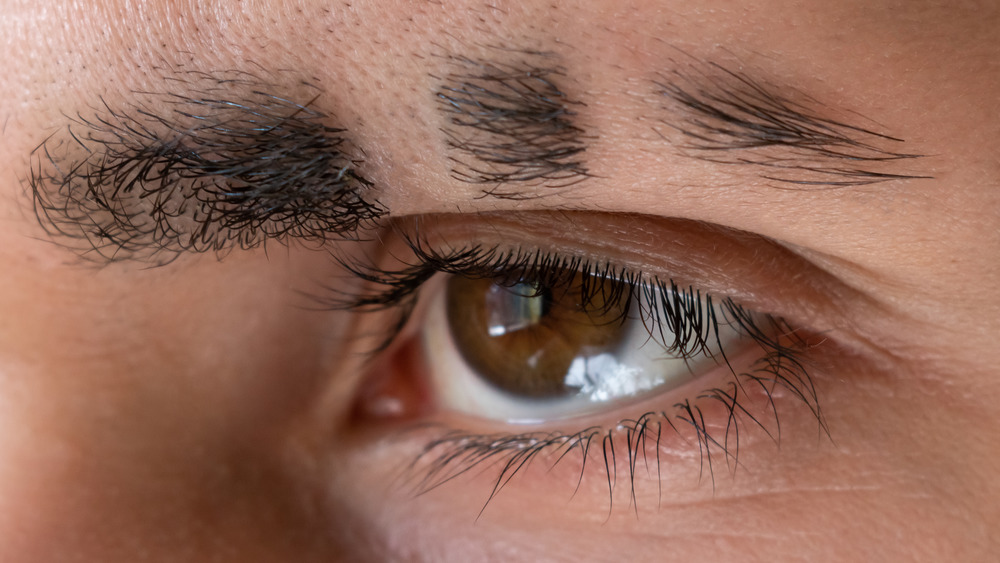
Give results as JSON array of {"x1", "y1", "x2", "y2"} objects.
[
  {"x1": 28, "y1": 69, "x2": 384, "y2": 264},
  {"x1": 655, "y1": 62, "x2": 930, "y2": 187},
  {"x1": 434, "y1": 50, "x2": 590, "y2": 199}
]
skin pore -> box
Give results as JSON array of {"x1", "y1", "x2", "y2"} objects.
[{"x1": 1, "y1": 0, "x2": 998, "y2": 561}]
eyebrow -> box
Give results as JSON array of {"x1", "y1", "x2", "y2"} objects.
[
  {"x1": 28, "y1": 70, "x2": 384, "y2": 264},
  {"x1": 28, "y1": 57, "x2": 926, "y2": 265},
  {"x1": 433, "y1": 51, "x2": 590, "y2": 199},
  {"x1": 654, "y1": 62, "x2": 929, "y2": 187}
]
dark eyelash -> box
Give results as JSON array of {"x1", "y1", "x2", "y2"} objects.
[{"x1": 326, "y1": 229, "x2": 829, "y2": 516}]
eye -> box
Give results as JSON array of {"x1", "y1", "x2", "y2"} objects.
[
  {"x1": 422, "y1": 270, "x2": 744, "y2": 422},
  {"x1": 338, "y1": 215, "x2": 828, "y2": 511}
]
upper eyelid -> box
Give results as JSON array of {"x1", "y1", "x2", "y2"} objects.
[{"x1": 334, "y1": 211, "x2": 867, "y2": 333}]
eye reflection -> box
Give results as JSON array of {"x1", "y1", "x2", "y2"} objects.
[{"x1": 484, "y1": 282, "x2": 550, "y2": 338}]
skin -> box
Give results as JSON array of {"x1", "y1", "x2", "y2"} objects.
[{"x1": 1, "y1": 0, "x2": 998, "y2": 561}]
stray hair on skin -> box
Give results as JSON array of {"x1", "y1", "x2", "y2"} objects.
[
  {"x1": 27, "y1": 69, "x2": 384, "y2": 265},
  {"x1": 655, "y1": 62, "x2": 930, "y2": 187},
  {"x1": 434, "y1": 50, "x2": 590, "y2": 199}
]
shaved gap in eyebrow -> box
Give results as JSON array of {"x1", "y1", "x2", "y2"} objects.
[
  {"x1": 433, "y1": 50, "x2": 590, "y2": 199},
  {"x1": 27, "y1": 68, "x2": 384, "y2": 264},
  {"x1": 654, "y1": 61, "x2": 930, "y2": 187}
]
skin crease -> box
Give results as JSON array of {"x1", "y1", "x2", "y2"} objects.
[{"x1": 0, "y1": 0, "x2": 998, "y2": 561}]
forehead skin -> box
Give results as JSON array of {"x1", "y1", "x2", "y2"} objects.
[{"x1": 0, "y1": 1, "x2": 998, "y2": 562}]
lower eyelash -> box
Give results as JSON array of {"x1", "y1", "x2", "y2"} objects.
[
  {"x1": 401, "y1": 341, "x2": 827, "y2": 518},
  {"x1": 324, "y1": 226, "x2": 829, "y2": 515}
]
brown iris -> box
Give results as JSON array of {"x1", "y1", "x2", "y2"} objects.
[{"x1": 445, "y1": 274, "x2": 631, "y2": 399}]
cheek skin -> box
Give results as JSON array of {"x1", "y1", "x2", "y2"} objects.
[{"x1": 0, "y1": 239, "x2": 373, "y2": 559}]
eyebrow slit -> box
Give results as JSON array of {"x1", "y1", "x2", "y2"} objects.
[
  {"x1": 655, "y1": 62, "x2": 931, "y2": 188},
  {"x1": 434, "y1": 51, "x2": 590, "y2": 199},
  {"x1": 28, "y1": 69, "x2": 384, "y2": 264}
]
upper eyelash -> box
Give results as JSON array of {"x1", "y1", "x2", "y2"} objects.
[
  {"x1": 331, "y1": 234, "x2": 768, "y2": 364},
  {"x1": 328, "y1": 228, "x2": 829, "y2": 516}
]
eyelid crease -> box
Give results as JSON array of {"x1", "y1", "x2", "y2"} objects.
[{"x1": 27, "y1": 69, "x2": 384, "y2": 265}]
